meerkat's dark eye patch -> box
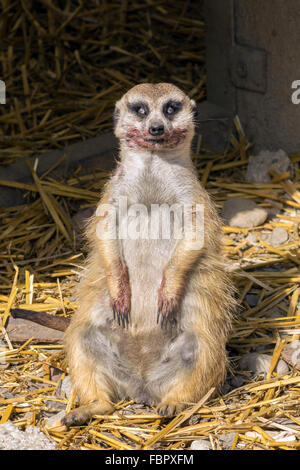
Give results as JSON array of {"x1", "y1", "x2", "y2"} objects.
[
  {"x1": 128, "y1": 102, "x2": 149, "y2": 118},
  {"x1": 163, "y1": 101, "x2": 182, "y2": 118}
]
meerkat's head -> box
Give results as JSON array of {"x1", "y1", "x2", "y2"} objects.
[{"x1": 114, "y1": 83, "x2": 196, "y2": 152}]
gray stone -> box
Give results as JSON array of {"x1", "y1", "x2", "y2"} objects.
[
  {"x1": 0, "y1": 422, "x2": 56, "y2": 450},
  {"x1": 190, "y1": 439, "x2": 211, "y2": 450},
  {"x1": 245, "y1": 150, "x2": 293, "y2": 183},
  {"x1": 45, "y1": 410, "x2": 67, "y2": 431},
  {"x1": 245, "y1": 293, "x2": 259, "y2": 307},
  {"x1": 188, "y1": 414, "x2": 201, "y2": 426},
  {"x1": 260, "y1": 231, "x2": 272, "y2": 243},
  {"x1": 60, "y1": 376, "x2": 73, "y2": 400},
  {"x1": 270, "y1": 227, "x2": 289, "y2": 246},
  {"x1": 0, "y1": 390, "x2": 14, "y2": 400},
  {"x1": 239, "y1": 352, "x2": 289, "y2": 376},
  {"x1": 219, "y1": 432, "x2": 236, "y2": 450},
  {"x1": 222, "y1": 198, "x2": 268, "y2": 228},
  {"x1": 246, "y1": 232, "x2": 258, "y2": 245},
  {"x1": 230, "y1": 375, "x2": 245, "y2": 389},
  {"x1": 44, "y1": 400, "x2": 66, "y2": 411}
]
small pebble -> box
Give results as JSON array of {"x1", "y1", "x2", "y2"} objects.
[
  {"x1": 44, "y1": 400, "x2": 66, "y2": 411},
  {"x1": 219, "y1": 432, "x2": 236, "y2": 450},
  {"x1": 239, "y1": 352, "x2": 289, "y2": 376},
  {"x1": 270, "y1": 227, "x2": 289, "y2": 246},
  {"x1": 246, "y1": 232, "x2": 258, "y2": 245},
  {"x1": 260, "y1": 232, "x2": 272, "y2": 243},
  {"x1": 245, "y1": 149, "x2": 293, "y2": 183},
  {"x1": 60, "y1": 376, "x2": 73, "y2": 400},
  {"x1": 190, "y1": 439, "x2": 211, "y2": 450},
  {"x1": 230, "y1": 375, "x2": 244, "y2": 389},
  {"x1": 245, "y1": 293, "x2": 259, "y2": 307},
  {"x1": 45, "y1": 410, "x2": 67, "y2": 432},
  {"x1": 222, "y1": 198, "x2": 268, "y2": 228},
  {"x1": 188, "y1": 414, "x2": 201, "y2": 426}
]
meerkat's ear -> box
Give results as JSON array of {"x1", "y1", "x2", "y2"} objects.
[
  {"x1": 113, "y1": 100, "x2": 121, "y2": 128},
  {"x1": 190, "y1": 99, "x2": 198, "y2": 121}
]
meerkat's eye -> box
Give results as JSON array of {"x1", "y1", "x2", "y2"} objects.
[
  {"x1": 128, "y1": 102, "x2": 149, "y2": 118},
  {"x1": 137, "y1": 107, "x2": 146, "y2": 116},
  {"x1": 163, "y1": 101, "x2": 182, "y2": 118}
]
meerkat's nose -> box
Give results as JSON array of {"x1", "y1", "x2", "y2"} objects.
[{"x1": 149, "y1": 124, "x2": 164, "y2": 136}]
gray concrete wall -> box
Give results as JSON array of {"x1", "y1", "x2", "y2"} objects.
[{"x1": 205, "y1": 0, "x2": 300, "y2": 152}]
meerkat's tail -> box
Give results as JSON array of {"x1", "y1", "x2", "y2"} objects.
[{"x1": 10, "y1": 308, "x2": 70, "y2": 332}]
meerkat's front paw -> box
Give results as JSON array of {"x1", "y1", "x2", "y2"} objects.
[
  {"x1": 157, "y1": 276, "x2": 180, "y2": 327},
  {"x1": 157, "y1": 296, "x2": 178, "y2": 327},
  {"x1": 156, "y1": 401, "x2": 185, "y2": 417},
  {"x1": 112, "y1": 297, "x2": 130, "y2": 327},
  {"x1": 110, "y1": 264, "x2": 131, "y2": 327}
]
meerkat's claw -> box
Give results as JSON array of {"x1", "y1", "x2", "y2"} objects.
[
  {"x1": 62, "y1": 409, "x2": 87, "y2": 427},
  {"x1": 157, "y1": 297, "x2": 177, "y2": 328},
  {"x1": 157, "y1": 277, "x2": 179, "y2": 327},
  {"x1": 156, "y1": 401, "x2": 184, "y2": 417},
  {"x1": 120, "y1": 308, "x2": 130, "y2": 327},
  {"x1": 62, "y1": 401, "x2": 115, "y2": 427},
  {"x1": 157, "y1": 308, "x2": 168, "y2": 327},
  {"x1": 161, "y1": 311, "x2": 168, "y2": 328},
  {"x1": 112, "y1": 301, "x2": 130, "y2": 328},
  {"x1": 157, "y1": 308, "x2": 161, "y2": 324},
  {"x1": 124, "y1": 308, "x2": 130, "y2": 326}
]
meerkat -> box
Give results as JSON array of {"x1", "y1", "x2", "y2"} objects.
[{"x1": 62, "y1": 83, "x2": 235, "y2": 427}]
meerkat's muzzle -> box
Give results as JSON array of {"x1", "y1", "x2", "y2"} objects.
[
  {"x1": 149, "y1": 124, "x2": 165, "y2": 136},
  {"x1": 127, "y1": 126, "x2": 188, "y2": 150}
]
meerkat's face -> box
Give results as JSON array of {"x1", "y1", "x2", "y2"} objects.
[{"x1": 114, "y1": 83, "x2": 196, "y2": 151}]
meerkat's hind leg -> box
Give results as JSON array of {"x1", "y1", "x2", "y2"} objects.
[
  {"x1": 63, "y1": 323, "x2": 117, "y2": 427},
  {"x1": 62, "y1": 399, "x2": 114, "y2": 427},
  {"x1": 146, "y1": 331, "x2": 199, "y2": 417},
  {"x1": 153, "y1": 330, "x2": 227, "y2": 418},
  {"x1": 156, "y1": 401, "x2": 186, "y2": 417}
]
